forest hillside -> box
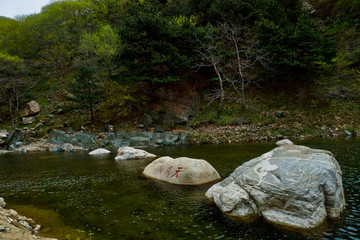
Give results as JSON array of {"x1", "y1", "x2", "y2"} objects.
[{"x1": 1, "y1": 0, "x2": 360, "y2": 142}]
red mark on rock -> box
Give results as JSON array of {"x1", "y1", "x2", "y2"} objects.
[
  {"x1": 171, "y1": 167, "x2": 183, "y2": 178},
  {"x1": 165, "y1": 166, "x2": 173, "y2": 177},
  {"x1": 154, "y1": 165, "x2": 165, "y2": 175}
]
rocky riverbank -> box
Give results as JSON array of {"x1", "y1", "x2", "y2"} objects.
[
  {"x1": 0, "y1": 198, "x2": 56, "y2": 240},
  {"x1": 0, "y1": 128, "x2": 189, "y2": 153},
  {"x1": 0, "y1": 122, "x2": 357, "y2": 154},
  {"x1": 188, "y1": 123, "x2": 355, "y2": 144}
]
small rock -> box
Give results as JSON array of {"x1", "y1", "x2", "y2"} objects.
[
  {"x1": 0, "y1": 131, "x2": 8, "y2": 139},
  {"x1": 63, "y1": 121, "x2": 72, "y2": 127},
  {"x1": 89, "y1": 148, "x2": 111, "y2": 155},
  {"x1": 154, "y1": 126, "x2": 164, "y2": 133},
  {"x1": 236, "y1": 117, "x2": 250, "y2": 125},
  {"x1": 276, "y1": 134, "x2": 284, "y2": 140},
  {"x1": 57, "y1": 108, "x2": 65, "y2": 114},
  {"x1": 19, "y1": 220, "x2": 33, "y2": 230},
  {"x1": 176, "y1": 116, "x2": 189, "y2": 125},
  {"x1": 0, "y1": 225, "x2": 5, "y2": 231},
  {"x1": 22, "y1": 116, "x2": 36, "y2": 125},
  {"x1": 138, "y1": 124, "x2": 145, "y2": 129},
  {"x1": 10, "y1": 209, "x2": 18, "y2": 217},
  {"x1": 274, "y1": 110, "x2": 285, "y2": 118},
  {"x1": 321, "y1": 126, "x2": 326, "y2": 131},
  {"x1": 20, "y1": 100, "x2": 41, "y2": 117},
  {"x1": 0, "y1": 139, "x2": 5, "y2": 145},
  {"x1": 276, "y1": 139, "x2": 293, "y2": 146},
  {"x1": 115, "y1": 146, "x2": 156, "y2": 161},
  {"x1": 344, "y1": 130, "x2": 352, "y2": 136},
  {"x1": 0, "y1": 197, "x2": 6, "y2": 208}
]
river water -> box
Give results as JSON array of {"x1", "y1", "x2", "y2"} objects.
[{"x1": 0, "y1": 139, "x2": 359, "y2": 240}]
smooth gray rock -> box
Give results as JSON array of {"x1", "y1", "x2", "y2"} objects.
[
  {"x1": 205, "y1": 144, "x2": 345, "y2": 229},
  {"x1": 143, "y1": 156, "x2": 221, "y2": 185},
  {"x1": 115, "y1": 146, "x2": 156, "y2": 161},
  {"x1": 276, "y1": 139, "x2": 293, "y2": 146},
  {"x1": 89, "y1": 148, "x2": 111, "y2": 155}
]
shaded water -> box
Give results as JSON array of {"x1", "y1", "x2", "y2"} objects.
[{"x1": 0, "y1": 139, "x2": 359, "y2": 239}]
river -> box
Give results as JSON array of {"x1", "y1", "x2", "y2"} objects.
[{"x1": 0, "y1": 139, "x2": 359, "y2": 239}]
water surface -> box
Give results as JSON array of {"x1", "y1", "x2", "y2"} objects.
[{"x1": 0, "y1": 139, "x2": 359, "y2": 239}]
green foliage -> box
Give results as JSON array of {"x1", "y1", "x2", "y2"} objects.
[
  {"x1": 102, "y1": 82, "x2": 149, "y2": 118},
  {"x1": 78, "y1": 24, "x2": 121, "y2": 81},
  {"x1": 118, "y1": 0, "x2": 196, "y2": 83},
  {"x1": 256, "y1": 1, "x2": 334, "y2": 82},
  {"x1": 334, "y1": 27, "x2": 360, "y2": 69},
  {"x1": 0, "y1": 52, "x2": 30, "y2": 126},
  {"x1": 67, "y1": 66, "x2": 104, "y2": 121}
]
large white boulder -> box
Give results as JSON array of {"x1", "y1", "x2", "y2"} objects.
[
  {"x1": 143, "y1": 156, "x2": 221, "y2": 185},
  {"x1": 89, "y1": 148, "x2": 111, "y2": 155},
  {"x1": 205, "y1": 144, "x2": 345, "y2": 229},
  {"x1": 115, "y1": 146, "x2": 156, "y2": 161}
]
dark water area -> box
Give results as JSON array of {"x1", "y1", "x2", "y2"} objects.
[{"x1": 0, "y1": 139, "x2": 359, "y2": 240}]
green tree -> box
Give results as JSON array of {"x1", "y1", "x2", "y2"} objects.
[
  {"x1": 67, "y1": 66, "x2": 104, "y2": 122},
  {"x1": 77, "y1": 24, "x2": 121, "y2": 81},
  {"x1": 118, "y1": 0, "x2": 195, "y2": 85},
  {"x1": 256, "y1": 0, "x2": 334, "y2": 82},
  {"x1": 0, "y1": 52, "x2": 29, "y2": 127}
]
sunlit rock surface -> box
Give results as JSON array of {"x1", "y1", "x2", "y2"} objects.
[
  {"x1": 89, "y1": 148, "x2": 110, "y2": 155},
  {"x1": 115, "y1": 146, "x2": 156, "y2": 161},
  {"x1": 205, "y1": 144, "x2": 345, "y2": 229},
  {"x1": 143, "y1": 156, "x2": 221, "y2": 185}
]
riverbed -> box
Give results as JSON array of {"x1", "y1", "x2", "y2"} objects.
[{"x1": 0, "y1": 139, "x2": 359, "y2": 239}]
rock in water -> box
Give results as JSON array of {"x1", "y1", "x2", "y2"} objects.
[
  {"x1": 205, "y1": 144, "x2": 345, "y2": 229},
  {"x1": 89, "y1": 148, "x2": 111, "y2": 155},
  {"x1": 115, "y1": 146, "x2": 156, "y2": 161},
  {"x1": 143, "y1": 156, "x2": 221, "y2": 185},
  {"x1": 276, "y1": 139, "x2": 293, "y2": 146}
]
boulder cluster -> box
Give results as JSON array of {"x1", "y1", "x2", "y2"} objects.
[
  {"x1": 0, "y1": 197, "x2": 56, "y2": 240},
  {"x1": 205, "y1": 140, "x2": 345, "y2": 229}
]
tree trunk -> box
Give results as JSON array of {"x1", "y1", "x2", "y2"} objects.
[{"x1": 241, "y1": 78, "x2": 246, "y2": 109}]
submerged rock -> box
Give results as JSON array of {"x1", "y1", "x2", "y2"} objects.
[
  {"x1": 205, "y1": 144, "x2": 345, "y2": 229},
  {"x1": 89, "y1": 148, "x2": 111, "y2": 155},
  {"x1": 143, "y1": 156, "x2": 221, "y2": 185},
  {"x1": 115, "y1": 146, "x2": 156, "y2": 161}
]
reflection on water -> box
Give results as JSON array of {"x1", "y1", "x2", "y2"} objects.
[{"x1": 0, "y1": 140, "x2": 359, "y2": 240}]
